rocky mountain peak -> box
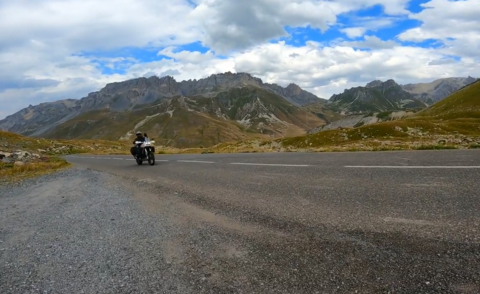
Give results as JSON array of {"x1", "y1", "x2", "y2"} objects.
[
  {"x1": 0, "y1": 71, "x2": 325, "y2": 137},
  {"x1": 365, "y1": 80, "x2": 383, "y2": 88},
  {"x1": 100, "y1": 77, "x2": 149, "y2": 95},
  {"x1": 207, "y1": 72, "x2": 264, "y2": 87},
  {"x1": 401, "y1": 76, "x2": 479, "y2": 104},
  {"x1": 286, "y1": 83, "x2": 302, "y2": 94},
  {"x1": 383, "y1": 79, "x2": 399, "y2": 88},
  {"x1": 329, "y1": 78, "x2": 425, "y2": 113},
  {"x1": 365, "y1": 79, "x2": 399, "y2": 89}
]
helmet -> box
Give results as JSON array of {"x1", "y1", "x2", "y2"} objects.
[{"x1": 135, "y1": 131, "x2": 142, "y2": 136}]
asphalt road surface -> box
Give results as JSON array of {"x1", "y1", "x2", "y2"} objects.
[{"x1": 3, "y1": 149, "x2": 480, "y2": 293}]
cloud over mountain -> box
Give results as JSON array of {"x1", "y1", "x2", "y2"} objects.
[{"x1": 0, "y1": 0, "x2": 479, "y2": 119}]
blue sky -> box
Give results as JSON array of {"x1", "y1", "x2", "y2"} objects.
[
  {"x1": 82, "y1": 1, "x2": 436, "y2": 70},
  {"x1": 0, "y1": 0, "x2": 479, "y2": 119}
]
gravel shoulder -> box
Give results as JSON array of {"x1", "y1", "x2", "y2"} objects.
[
  {"x1": 0, "y1": 168, "x2": 191, "y2": 294},
  {"x1": 1, "y1": 166, "x2": 480, "y2": 293}
]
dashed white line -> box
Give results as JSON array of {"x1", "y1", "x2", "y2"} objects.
[
  {"x1": 137, "y1": 178, "x2": 156, "y2": 183},
  {"x1": 383, "y1": 217, "x2": 435, "y2": 226},
  {"x1": 230, "y1": 163, "x2": 310, "y2": 167},
  {"x1": 345, "y1": 165, "x2": 480, "y2": 169},
  {"x1": 177, "y1": 160, "x2": 215, "y2": 164}
]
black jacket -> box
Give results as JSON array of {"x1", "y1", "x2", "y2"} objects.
[{"x1": 133, "y1": 136, "x2": 146, "y2": 145}]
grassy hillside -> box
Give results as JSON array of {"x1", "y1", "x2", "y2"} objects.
[
  {"x1": 0, "y1": 130, "x2": 134, "y2": 183},
  {"x1": 210, "y1": 79, "x2": 480, "y2": 153},
  {"x1": 0, "y1": 130, "x2": 128, "y2": 155},
  {"x1": 41, "y1": 98, "x2": 267, "y2": 148},
  {"x1": 414, "y1": 79, "x2": 480, "y2": 119},
  {"x1": 302, "y1": 101, "x2": 344, "y2": 123},
  {"x1": 42, "y1": 87, "x2": 327, "y2": 148}
]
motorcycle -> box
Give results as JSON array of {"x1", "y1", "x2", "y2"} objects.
[{"x1": 133, "y1": 137, "x2": 156, "y2": 166}]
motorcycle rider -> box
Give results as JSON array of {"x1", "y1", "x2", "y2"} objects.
[{"x1": 130, "y1": 131, "x2": 146, "y2": 157}]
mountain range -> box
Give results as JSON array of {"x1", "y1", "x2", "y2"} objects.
[
  {"x1": 402, "y1": 76, "x2": 477, "y2": 104},
  {"x1": 0, "y1": 72, "x2": 477, "y2": 148},
  {"x1": 0, "y1": 73, "x2": 328, "y2": 147},
  {"x1": 328, "y1": 79, "x2": 427, "y2": 114},
  {"x1": 327, "y1": 77, "x2": 477, "y2": 114}
]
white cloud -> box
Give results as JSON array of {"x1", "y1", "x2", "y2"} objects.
[
  {"x1": 226, "y1": 41, "x2": 480, "y2": 97},
  {"x1": 398, "y1": 0, "x2": 480, "y2": 60},
  {"x1": 343, "y1": 35, "x2": 398, "y2": 49},
  {"x1": 0, "y1": 0, "x2": 199, "y2": 52},
  {"x1": 190, "y1": 0, "x2": 413, "y2": 53},
  {"x1": 1, "y1": 0, "x2": 480, "y2": 120},
  {"x1": 347, "y1": 15, "x2": 404, "y2": 31},
  {"x1": 110, "y1": 41, "x2": 480, "y2": 100},
  {"x1": 190, "y1": 0, "x2": 337, "y2": 53},
  {"x1": 340, "y1": 27, "x2": 367, "y2": 38},
  {"x1": 326, "y1": 0, "x2": 411, "y2": 15}
]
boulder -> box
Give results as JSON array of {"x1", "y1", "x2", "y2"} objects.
[
  {"x1": 0, "y1": 150, "x2": 40, "y2": 163},
  {"x1": 12, "y1": 151, "x2": 30, "y2": 159},
  {"x1": 2, "y1": 157, "x2": 12, "y2": 163}
]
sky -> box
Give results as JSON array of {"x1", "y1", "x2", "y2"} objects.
[{"x1": 1, "y1": 0, "x2": 479, "y2": 119}]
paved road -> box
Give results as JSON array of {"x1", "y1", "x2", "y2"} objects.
[
  {"x1": 63, "y1": 150, "x2": 480, "y2": 292},
  {"x1": 3, "y1": 150, "x2": 480, "y2": 293},
  {"x1": 67, "y1": 149, "x2": 480, "y2": 239}
]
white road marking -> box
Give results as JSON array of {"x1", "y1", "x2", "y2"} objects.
[
  {"x1": 383, "y1": 217, "x2": 435, "y2": 226},
  {"x1": 230, "y1": 163, "x2": 310, "y2": 167},
  {"x1": 345, "y1": 165, "x2": 480, "y2": 169},
  {"x1": 177, "y1": 160, "x2": 215, "y2": 164},
  {"x1": 73, "y1": 156, "x2": 169, "y2": 162}
]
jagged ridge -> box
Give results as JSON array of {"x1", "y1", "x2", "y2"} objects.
[
  {"x1": 328, "y1": 79, "x2": 427, "y2": 114},
  {"x1": 402, "y1": 76, "x2": 477, "y2": 104},
  {"x1": 39, "y1": 87, "x2": 325, "y2": 148},
  {"x1": 0, "y1": 72, "x2": 325, "y2": 137}
]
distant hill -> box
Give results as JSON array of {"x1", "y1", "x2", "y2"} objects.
[
  {"x1": 0, "y1": 73, "x2": 328, "y2": 148},
  {"x1": 413, "y1": 78, "x2": 480, "y2": 120},
  {"x1": 312, "y1": 77, "x2": 478, "y2": 132},
  {"x1": 275, "y1": 77, "x2": 480, "y2": 151},
  {"x1": 2, "y1": 73, "x2": 477, "y2": 149},
  {"x1": 42, "y1": 87, "x2": 329, "y2": 148},
  {"x1": 328, "y1": 79, "x2": 428, "y2": 113},
  {"x1": 402, "y1": 76, "x2": 477, "y2": 104},
  {"x1": 301, "y1": 100, "x2": 343, "y2": 124}
]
